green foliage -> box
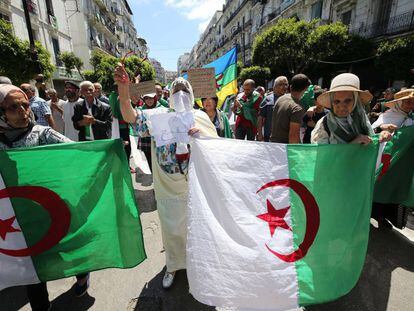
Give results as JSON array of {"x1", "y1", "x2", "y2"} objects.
[
  {"x1": 238, "y1": 66, "x2": 271, "y2": 87},
  {"x1": 59, "y1": 51, "x2": 84, "y2": 78},
  {"x1": 0, "y1": 19, "x2": 54, "y2": 85},
  {"x1": 87, "y1": 50, "x2": 155, "y2": 92},
  {"x1": 252, "y1": 18, "x2": 349, "y2": 76},
  {"x1": 376, "y1": 35, "x2": 414, "y2": 82},
  {"x1": 237, "y1": 60, "x2": 244, "y2": 77}
]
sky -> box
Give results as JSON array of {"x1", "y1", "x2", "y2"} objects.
[{"x1": 129, "y1": 0, "x2": 225, "y2": 72}]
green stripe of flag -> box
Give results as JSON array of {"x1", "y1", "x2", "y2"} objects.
[
  {"x1": 216, "y1": 63, "x2": 237, "y2": 88},
  {"x1": 287, "y1": 143, "x2": 377, "y2": 305},
  {"x1": 0, "y1": 140, "x2": 146, "y2": 281}
]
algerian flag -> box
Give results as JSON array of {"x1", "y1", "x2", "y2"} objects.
[
  {"x1": 0, "y1": 140, "x2": 146, "y2": 290},
  {"x1": 187, "y1": 138, "x2": 378, "y2": 310},
  {"x1": 374, "y1": 126, "x2": 414, "y2": 205}
]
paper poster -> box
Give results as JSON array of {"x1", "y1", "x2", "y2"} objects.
[{"x1": 149, "y1": 112, "x2": 194, "y2": 147}]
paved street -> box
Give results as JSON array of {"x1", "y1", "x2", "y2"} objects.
[{"x1": 1, "y1": 168, "x2": 413, "y2": 311}]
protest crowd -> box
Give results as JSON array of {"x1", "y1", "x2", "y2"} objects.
[{"x1": 0, "y1": 54, "x2": 413, "y2": 311}]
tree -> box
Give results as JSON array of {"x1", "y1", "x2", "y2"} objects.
[
  {"x1": 86, "y1": 50, "x2": 155, "y2": 92},
  {"x1": 0, "y1": 19, "x2": 54, "y2": 85},
  {"x1": 252, "y1": 18, "x2": 349, "y2": 76},
  {"x1": 376, "y1": 35, "x2": 414, "y2": 84},
  {"x1": 238, "y1": 66, "x2": 271, "y2": 87},
  {"x1": 59, "y1": 51, "x2": 84, "y2": 79}
]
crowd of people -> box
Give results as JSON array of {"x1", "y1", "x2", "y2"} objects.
[{"x1": 0, "y1": 63, "x2": 413, "y2": 310}]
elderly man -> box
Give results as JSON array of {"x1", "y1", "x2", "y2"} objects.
[
  {"x1": 370, "y1": 87, "x2": 396, "y2": 122},
  {"x1": 93, "y1": 82, "x2": 109, "y2": 104},
  {"x1": 72, "y1": 81, "x2": 112, "y2": 141},
  {"x1": 46, "y1": 88, "x2": 65, "y2": 134},
  {"x1": 63, "y1": 81, "x2": 82, "y2": 141},
  {"x1": 257, "y1": 76, "x2": 288, "y2": 142},
  {"x1": 270, "y1": 74, "x2": 311, "y2": 144},
  {"x1": 232, "y1": 79, "x2": 263, "y2": 140},
  {"x1": 20, "y1": 83, "x2": 55, "y2": 129},
  {"x1": 0, "y1": 84, "x2": 90, "y2": 310}
]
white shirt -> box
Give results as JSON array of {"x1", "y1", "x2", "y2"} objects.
[
  {"x1": 47, "y1": 99, "x2": 65, "y2": 134},
  {"x1": 63, "y1": 98, "x2": 82, "y2": 141},
  {"x1": 372, "y1": 109, "x2": 414, "y2": 129}
]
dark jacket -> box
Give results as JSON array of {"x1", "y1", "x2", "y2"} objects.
[{"x1": 72, "y1": 98, "x2": 112, "y2": 141}]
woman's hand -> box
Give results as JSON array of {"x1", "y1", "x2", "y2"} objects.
[
  {"x1": 114, "y1": 63, "x2": 130, "y2": 86},
  {"x1": 380, "y1": 123, "x2": 398, "y2": 133},
  {"x1": 188, "y1": 127, "x2": 200, "y2": 137},
  {"x1": 351, "y1": 135, "x2": 372, "y2": 145},
  {"x1": 379, "y1": 130, "x2": 393, "y2": 143}
]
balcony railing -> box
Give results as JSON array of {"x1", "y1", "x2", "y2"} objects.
[
  {"x1": 350, "y1": 10, "x2": 414, "y2": 38},
  {"x1": 223, "y1": 0, "x2": 250, "y2": 28}
]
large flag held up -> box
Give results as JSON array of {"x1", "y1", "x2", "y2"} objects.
[
  {"x1": 187, "y1": 138, "x2": 378, "y2": 310},
  {"x1": 0, "y1": 140, "x2": 146, "y2": 290},
  {"x1": 374, "y1": 126, "x2": 414, "y2": 205}
]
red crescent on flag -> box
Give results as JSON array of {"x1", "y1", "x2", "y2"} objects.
[
  {"x1": 0, "y1": 186, "x2": 71, "y2": 257},
  {"x1": 256, "y1": 179, "x2": 320, "y2": 263}
]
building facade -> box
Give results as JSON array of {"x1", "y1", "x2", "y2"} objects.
[
  {"x1": 68, "y1": 0, "x2": 148, "y2": 70},
  {"x1": 150, "y1": 58, "x2": 166, "y2": 84},
  {"x1": 186, "y1": 0, "x2": 414, "y2": 69},
  {"x1": 177, "y1": 52, "x2": 190, "y2": 75},
  {"x1": 165, "y1": 70, "x2": 178, "y2": 84},
  {"x1": 0, "y1": 0, "x2": 81, "y2": 89}
]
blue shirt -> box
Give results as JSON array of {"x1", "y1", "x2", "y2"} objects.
[{"x1": 30, "y1": 96, "x2": 51, "y2": 126}]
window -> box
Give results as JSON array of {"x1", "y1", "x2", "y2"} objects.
[
  {"x1": 0, "y1": 12, "x2": 10, "y2": 21},
  {"x1": 311, "y1": 1, "x2": 323, "y2": 20},
  {"x1": 45, "y1": 0, "x2": 54, "y2": 16},
  {"x1": 52, "y1": 38, "x2": 62, "y2": 66},
  {"x1": 341, "y1": 10, "x2": 352, "y2": 25}
]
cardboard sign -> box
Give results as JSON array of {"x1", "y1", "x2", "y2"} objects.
[
  {"x1": 129, "y1": 80, "x2": 156, "y2": 98},
  {"x1": 188, "y1": 68, "x2": 217, "y2": 99}
]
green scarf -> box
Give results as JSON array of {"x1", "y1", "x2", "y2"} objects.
[{"x1": 238, "y1": 91, "x2": 261, "y2": 125}]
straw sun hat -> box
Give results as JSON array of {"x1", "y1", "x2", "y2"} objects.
[
  {"x1": 384, "y1": 89, "x2": 414, "y2": 108},
  {"x1": 317, "y1": 73, "x2": 373, "y2": 108}
]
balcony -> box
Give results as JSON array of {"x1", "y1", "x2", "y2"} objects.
[
  {"x1": 223, "y1": 0, "x2": 250, "y2": 28},
  {"x1": 87, "y1": 12, "x2": 117, "y2": 41},
  {"x1": 280, "y1": 0, "x2": 295, "y2": 12},
  {"x1": 350, "y1": 10, "x2": 414, "y2": 39}
]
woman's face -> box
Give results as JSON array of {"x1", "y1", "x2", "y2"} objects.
[
  {"x1": 2, "y1": 91, "x2": 31, "y2": 128},
  {"x1": 332, "y1": 91, "x2": 354, "y2": 118},
  {"x1": 203, "y1": 98, "x2": 216, "y2": 112},
  {"x1": 401, "y1": 97, "x2": 414, "y2": 113},
  {"x1": 144, "y1": 97, "x2": 155, "y2": 107}
]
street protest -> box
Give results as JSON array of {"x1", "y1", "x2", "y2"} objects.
[{"x1": 0, "y1": 1, "x2": 413, "y2": 311}]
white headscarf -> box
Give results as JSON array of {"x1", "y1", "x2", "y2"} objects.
[{"x1": 169, "y1": 78, "x2": 195, "y2": 112}]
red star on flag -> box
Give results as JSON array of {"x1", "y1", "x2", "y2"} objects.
[
  {"x1": 257, "y1": 200, "x2": 291, "y2": 237},
  {"x1": 0, "y1": 216, "x2": 21, "y2": 240}
]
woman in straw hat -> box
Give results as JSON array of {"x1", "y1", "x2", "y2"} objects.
[
  {"x1": 311, "y1": 73, "x2": 392, "y2": 144},
  {"x1": 371, "y1": 88, "x2": 414, "y2": 132}
]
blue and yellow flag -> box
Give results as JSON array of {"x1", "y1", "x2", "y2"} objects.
[{"x1": 185, "y1": 47, "x2": 238, "y2": 109}]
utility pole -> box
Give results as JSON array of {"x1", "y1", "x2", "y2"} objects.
[{"x1": 22, "y1": 0, "x2": 41, "y2": 75}]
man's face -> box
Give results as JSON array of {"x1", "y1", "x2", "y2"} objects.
[
  {"x1": 155, "y1": 85, "x2": 163, "y2": 98},
  {"x1": 65, "y1": 84, "x2": 79, "y2": 101},
  {"x1": 81, "y1": 85, "x2": 95, "y2": 102},
  {"x1": 20, "y1": 84, "x2": 35, "y2": 99},
  {"x1": 48, "y1": 92, "x2": 58, "y2": 101},
  {"x1": 332, "y1": 91, "x2": 354, "y2": 118},
  {"x1": 384, "y1": 91, "x2": 394, "y2": 101},
  {"x1": 2, "y1": 91, "x2": 31, "y2": 128},
  {"x1": 93, "y1": 84, "x2": 102, "y2": 97},
  {"x1": 274, "y1": 80, "x2": 288, "y2": 96},
  {"x1": 243, "y1": 82, "x2": 254, "y2": 96}
]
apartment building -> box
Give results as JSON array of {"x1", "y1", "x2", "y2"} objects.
[{"x1": 150, "y1": 58, "x2": 166, "y2": 84}]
